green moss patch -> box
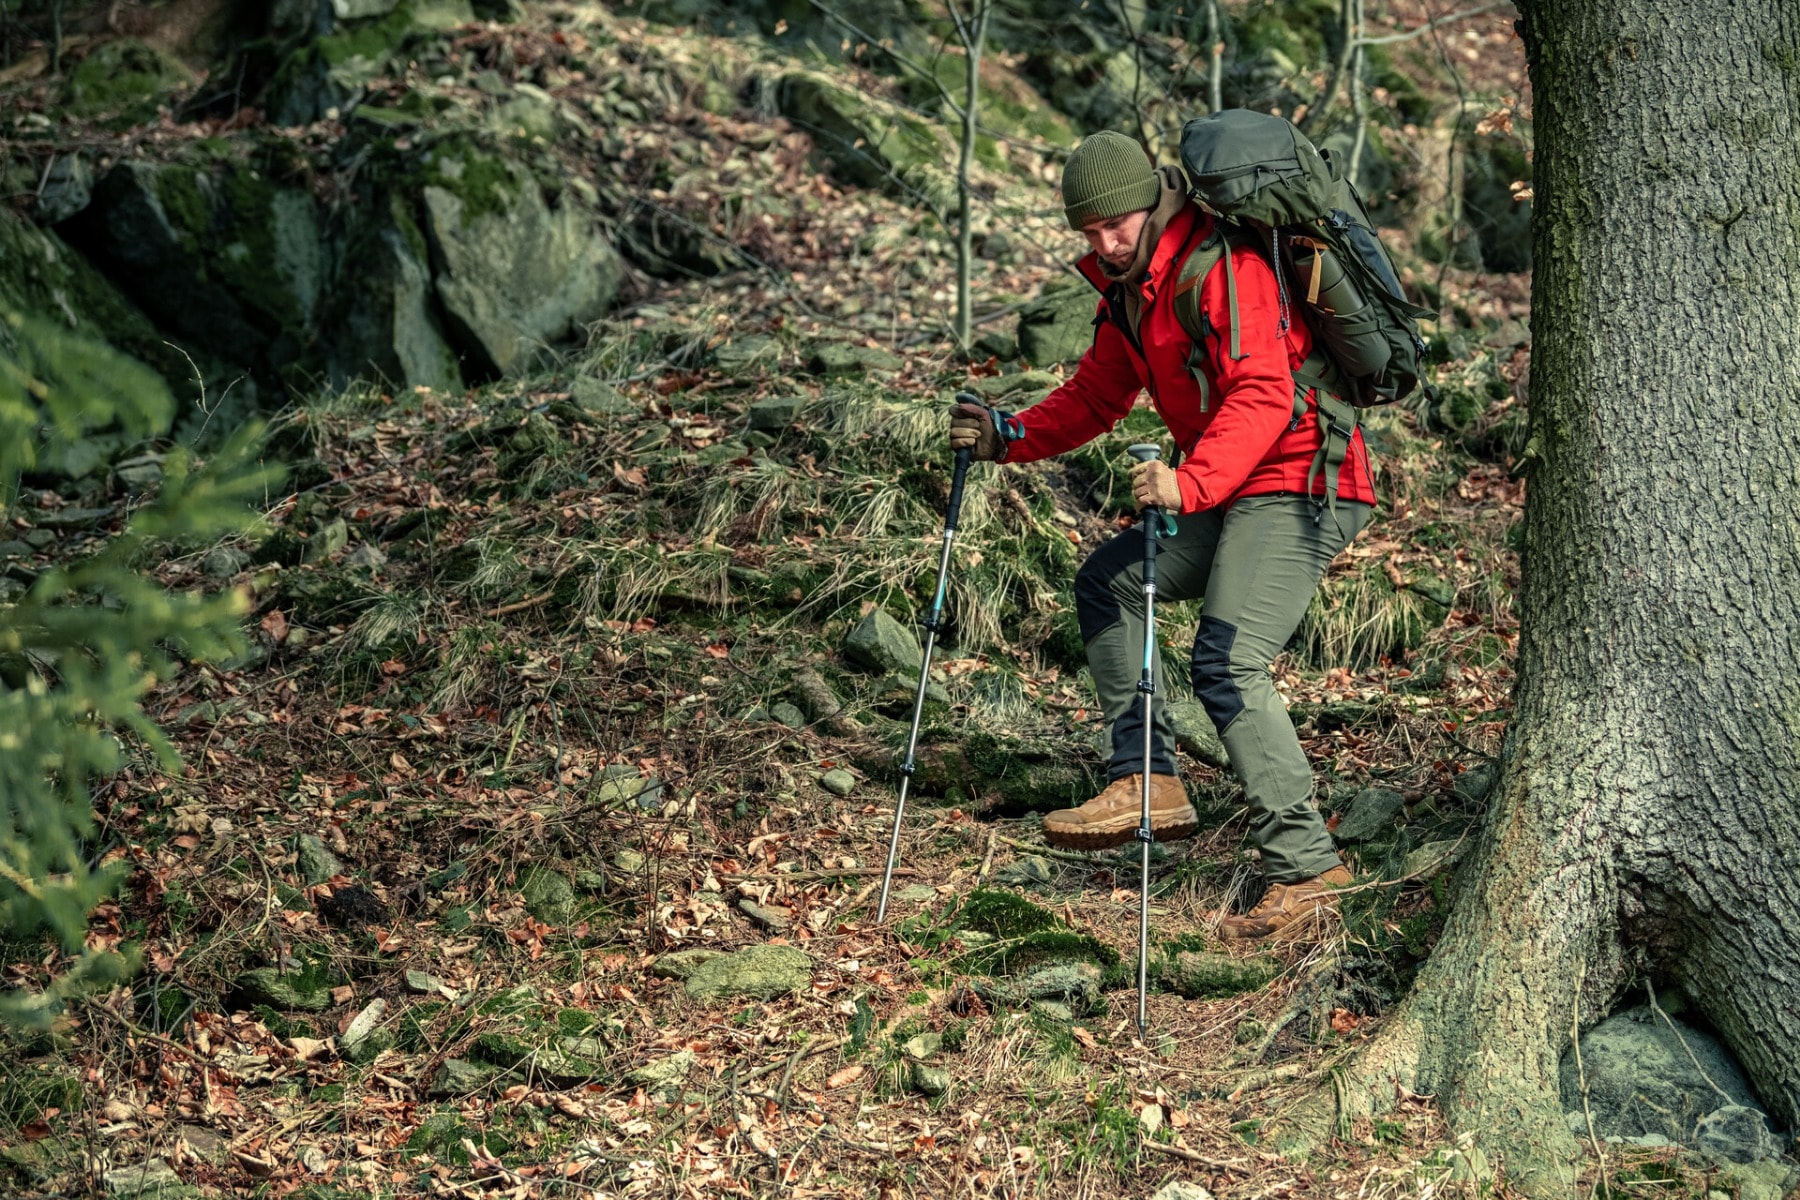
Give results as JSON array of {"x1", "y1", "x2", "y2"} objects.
[{"x1": 63, "y1": 39, "x2": 195, "y2": 122}]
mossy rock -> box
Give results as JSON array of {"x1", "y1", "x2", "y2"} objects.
[
  {"x1": 419, "y1": 147, "x2": 624, "y2": 376},
  {"x1": 1016, "y1": 280, "x2": 1098, "y2": 368},
  {"x1": 954, "y1": 888, "x2": 1062, "y2": 940},
  {"x1": 952, "y1": 889, "x2": 1120, "y2": 980},
  {"x1": 858, "y1": 727, "x2": 1097, "y2": 814},
  {"x1": 1463, "y1": 129, "x2": 1534, "y2": 274},
  {"x1": 63, "y1": 39, "x2": 196, "y2": 123},
  {"x1": 775, "y1": 69, "x2": 953, "y2": 195},
  {"x1": 59, "y1": 157, "x2": 323, "y2": 388},
  {"x1": 515, "y1": 866, "x2": 577, "y2": 925},
  {"x1": 232, "y1": 965, "x2": 336, "y2": 1012},
  {"x1": 1158, "y1": 950, "x2": 1280, "y2": 999}
]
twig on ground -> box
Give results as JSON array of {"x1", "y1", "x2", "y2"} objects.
[{"x1": 1141, "y1": 1138, "x2": 1248, "y2": 1170}]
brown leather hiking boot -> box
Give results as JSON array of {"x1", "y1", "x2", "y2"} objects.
[
  {"x1": 1217, "y1": 866, "x2": 1355, "y2": 941},
  {"x1": 1042, "y1": 773, "x2": 1198, "y2": 851}
]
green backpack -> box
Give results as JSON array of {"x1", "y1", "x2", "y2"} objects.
[{"x1": 1171, "y1": 108, "x2": 1435, "y2": 518}]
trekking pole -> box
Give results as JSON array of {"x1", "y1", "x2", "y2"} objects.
[
  {"x1": 1126, "y1": 443, "x2": 1165, "y2": 1041},
  {"x1": 876, "y1": 398, "x2": 977, "y2": 924}
]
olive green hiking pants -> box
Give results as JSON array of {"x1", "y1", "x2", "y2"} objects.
[{"x1": 1074, "y1": 494, "x2": 1372, "y2": 883}]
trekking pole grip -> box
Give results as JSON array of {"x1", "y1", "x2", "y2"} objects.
[{"x1": 947, "y1": 390, "x2": 981, "y2": 530}]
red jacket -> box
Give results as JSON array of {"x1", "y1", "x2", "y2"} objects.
[{"x1": 1001, "y1": 204, "x2": 1376, "y2": 513}]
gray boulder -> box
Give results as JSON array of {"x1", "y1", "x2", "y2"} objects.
[
  {"x1": 1559, "y1": 1007, "x2": 1766, "y2": 1149},
  {"x1": 1694, "y1": 1104, "x2": 1782, "y2": 1165},
  {"x1": 422, "y1": 151, "x2": 623, "y2": 376},
  {"x1": 843, "y1": 609, "x2": 922, "y2": 675},
  {"x1": 1017, "y1": 280, "x2": 1098, "y2": 367},
  {"x1": 326, "y1": 202, "x2": 463, "y2": 391},
  {"x1": 685, "y1": 945, "x2": 813, "y2": 1001},
  {"x1": 1334, "y1": 787, "x2": 1405, "y2": 844}
]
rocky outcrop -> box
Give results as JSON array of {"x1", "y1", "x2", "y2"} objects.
[{"x1": 59, "y1": 158, "x2": 325, "y2": 380}]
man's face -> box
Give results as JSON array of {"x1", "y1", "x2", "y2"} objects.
[{"x1": 1081, "y1": 208, "x2": 1150, "y2": 270}]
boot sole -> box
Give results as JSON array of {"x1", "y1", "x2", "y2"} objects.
[{"x1": 1042, "y1": 809, "x2": 1200, "y2": 851}]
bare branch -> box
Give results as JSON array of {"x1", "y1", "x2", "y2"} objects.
[{"x1": 1358, "y1": 0, "x2": 1508, "y2": 46}]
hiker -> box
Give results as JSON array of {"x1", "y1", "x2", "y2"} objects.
[{"x1": 949, "y1": 131, "x2": 1375, "y2": 940}]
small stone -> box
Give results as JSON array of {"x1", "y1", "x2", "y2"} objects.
[
  {"x1": 685, "y1": 945, "x2": 813, "y2": 1001},
  {"x1": 0, "y1": 540, "x2": 33, "y2": 559},
  {"x1": 113, "y1": 457, "x2": 164, "y2": 490},
  {"x1": 1020, "y1": 962, "x2": 1104, "y2": 1013},
  {"x1": 202, "y1": 546, "x2": 250, "y2": 580},
  {"x1": 842, "y1": 609, "x2": 922, "y2": 675},
  {"x1": 103, "y1": 1158, "x2": 190, "y2": 1198},
  {"x1": 769, "y1": 701, "x2": 806, "y2": 729},
  {"x1": 1453, "y1": 762, "x2": 1499, "y2": 803},
  {"x1": 629, "y1": 1049, "x2": 695, "y2": 1090},
  {"x1": 571, "y1": 378, "x2": 636, "y2": 415},
  {"x1": 747, "y1": 396, "x2": 805, "y2": 432},
  {"x1": 341, "y1": 999, "x2": 389, "y2": 1064},
  {"x1": 972, "y1": 330, "x2": 1018, "y2": 361},
  {"x1": 651, "y1": 948, "x2": 726, "y2": 980},
  {"x1": 908, "y1": 1062, "x2": 950, "y2": 1096},
  {"x1": 304, "y1": 519, "x2": 349, "y2": 565},
  {"x1": 965, "y1": 370, "x2": 1061, "y2": 400},
  {"x1": 711, "y1": 334, "x2": 780, "y2": 373},
  {"x1": 817, "y1": 769, "x2": 857, "y2": 797},
  {"x1": 405, "y1": 970, "x2": 448, "y2": 995},
  {"x1": 430, "y1": 1058, "x2": 497, "y2": 1097},
  {"x1": 345, "y1": 542, "x2": 387, "y2": 571},
  {"x1": 993, "y1": 856, "x2": 1055, "y2": 887},
  {"x1": 808, "y1": 342, "x2": 901, "y2": 375},
  {"x1": 871, "y1": 670, "x2": 949, "y2": 717},
  {"x1": 293, "y1": 833, "x2": 344, "y2": 885},
  {"x1": 1151, "y1": 1183, "x2": 1214, "y2": 1200},
  {"x1": 1032, "y1": 1000, "x2": 1073, "y2": 1021},
  {"x1": 738, "y1": 899, "x2": 794, "y2": 931},
  {"x1": 23, "y1": 528, "x2": 56, "y2": 549},
  {"x1": 34, "y1": 507, "x2": 110, "y2": 531},
  {"x1": 740, "y1": 704, "x2": 770, "y2": 723},
  {"x1": 596, "y1": 773, "x2": 661, "y2": 808},
  {"x1": 1402, "y1": 838, "x2": 1467, "y2": 878},
  {"x1": 1334, "y1": 787, "x2": 1406, "y2": 844},
  {"x1": 902, "y1": 1032, "x2": 942, "y2": 1060},
  {"x1": 516, "y1": 867, "x2": 577, "y2": 925}
]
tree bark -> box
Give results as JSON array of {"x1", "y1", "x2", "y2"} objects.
[{"x1": 1303, "y1": 2, "x2": 1800, "y2": 1192}]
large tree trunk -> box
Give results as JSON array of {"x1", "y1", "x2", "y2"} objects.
[{"x1": 1315, "y1": 2, "x2": 1800, "y2": 1192}]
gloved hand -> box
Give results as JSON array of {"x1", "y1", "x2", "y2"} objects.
[
  {"x1": 1131, "y1": 459, "x2": 1183, "y2": 511},
  {"x1": 948, "y1": 401, "x2": 1004, "y2": 461}
]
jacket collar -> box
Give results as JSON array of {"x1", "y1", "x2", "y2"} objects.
[{"x1": 1076, "y1": 201, "x2": 1209, "y2": 298}]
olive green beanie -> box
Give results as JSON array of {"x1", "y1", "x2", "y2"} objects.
[{"x1": 1060, "y1": 131, "x2": 1160, "y2": 230}]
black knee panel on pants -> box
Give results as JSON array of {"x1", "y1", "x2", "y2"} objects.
[
  {"x1": 1190, "y1": 615, "x2": 1243, "y2": 730},
  {"x1": 1074, "y1": 530, "x2": 1140, "y2": 644}
]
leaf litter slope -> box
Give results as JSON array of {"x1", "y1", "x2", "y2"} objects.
[
  {"x1": 22, "y1": 332, "x2": 1523, "y2": 1198},
  {"x1": 0, "y1": 9, "x2": 1585, "y2": 1200}
]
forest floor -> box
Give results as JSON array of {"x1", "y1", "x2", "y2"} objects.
[{"x1": 0, "y1": 3, "x2": 1727, "y2": 1199}]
